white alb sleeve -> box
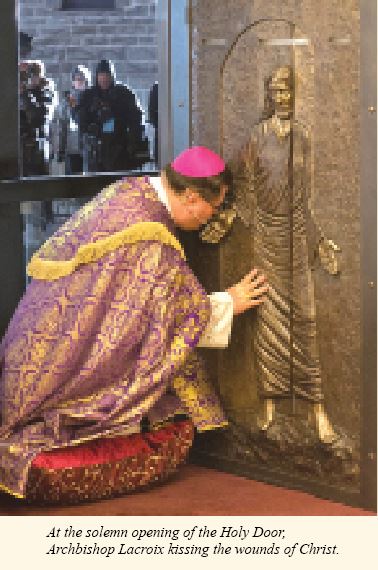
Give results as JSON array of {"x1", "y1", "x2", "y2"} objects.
[{"x1": 197, "y1": 291, "x2": 234, "y2": 349}]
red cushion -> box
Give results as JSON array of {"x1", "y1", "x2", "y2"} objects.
[
  {"x1": 26, "y1": 420, "x2": 194, "y2": 504},
  {"x1": 32, "y1": 433, "x2": 153, "y2": 469}
]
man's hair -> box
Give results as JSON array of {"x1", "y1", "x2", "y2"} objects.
[{"x1": 163, "y1": 163, "x2": 232, "y2": 203}]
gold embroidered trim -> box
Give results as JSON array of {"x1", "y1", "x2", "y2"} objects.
[
  {"x1": 27, "y1": 222, "x2": 186, "y2": 281},
  {"x1": 0, "y1": 481, "x2": 25, "y2": 499},
  {"x1": 196, "y1": 421, "x2": 229, "y2": 432}
]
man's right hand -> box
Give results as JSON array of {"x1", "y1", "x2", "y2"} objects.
[{"x1": 226, "y1": 268, "x2": 268, "y2": 316}]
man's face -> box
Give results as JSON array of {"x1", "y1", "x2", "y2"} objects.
[
  {"x1": 72, "y1": 75, "x2": 86, "y2": 91},
  {"x1": 173, "y1": 185, "x2": 227, "y2": 231},
  {"x1": 97, "y1": 72, "x2": 112, "y2": 90}
]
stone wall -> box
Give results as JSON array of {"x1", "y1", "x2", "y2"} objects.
[{"x1": 19, "y1": 0, "x2": 158, "y2": 113}]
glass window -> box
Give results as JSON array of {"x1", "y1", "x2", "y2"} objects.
[{"x1": 19, "y1": 0, "x2": 158, "y2": 177}]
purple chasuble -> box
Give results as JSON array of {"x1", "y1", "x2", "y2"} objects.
[{"x1": 0, "y1": 176, "x2": 227, "y2": 498}]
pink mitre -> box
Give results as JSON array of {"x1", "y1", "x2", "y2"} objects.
[{"x1": 171, "y1": 146, "x2": 225, "y2": 178}]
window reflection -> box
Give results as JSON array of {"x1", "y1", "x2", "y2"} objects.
[
  {"x1": 53, "y1": 65, "x2": 91, "y2": 174},
  {"x1": 19, "y1": 0, "x2": 159, "y2": 177},
  {"x1": 21, "y1": 198, "x2": 89, "y2": 281},
  {"x1": 19, "y1": 32, "x2": 56, "y2": 176},
  {"x1": 78, "y1": 59, "x2": 149, "y2": 172}
]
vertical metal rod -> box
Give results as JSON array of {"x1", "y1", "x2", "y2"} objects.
[
  {"x1": 157, "y1": 0, "x2": 172, "y2": 168},
  {"x1": 0, "y1": 0, "x2": 19, "y2": 179},
  {"x1": 289, "y1": 22, "x2": 296, "y2": 415},
  {"x1": 360, "y1": 0, "x2": 377, "y2": 511},
  {"x1": 188, "y1": 0, "x2": 193, "y2": 146}
]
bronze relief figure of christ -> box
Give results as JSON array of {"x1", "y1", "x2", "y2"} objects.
[{"x1": 226, "y1": 66, "x2": 341, "y2": 443}]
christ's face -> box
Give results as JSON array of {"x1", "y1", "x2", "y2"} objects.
[{"x1": 270, "y1": 84, "x2": 293, "y2": 117}]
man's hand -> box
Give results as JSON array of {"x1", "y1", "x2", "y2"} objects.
[
  {"x1": 68, "y1": 94, "x2": 78, "y2": 108},
  {"x1": 226, "y1": 268, "x2": 268, "y2": 316}
]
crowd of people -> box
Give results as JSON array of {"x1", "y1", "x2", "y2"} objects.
[{"x1": 19, "y1": 48, "x2": 157, "y2": 176}]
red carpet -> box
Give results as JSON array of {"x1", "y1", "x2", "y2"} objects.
[{"x1": 0, "y1": 465, "x2": 373, "y2": 516}]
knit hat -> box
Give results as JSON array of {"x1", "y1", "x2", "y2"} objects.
[{"x1": 96, "y1": 59, "x2": 112, "y2": 75}]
